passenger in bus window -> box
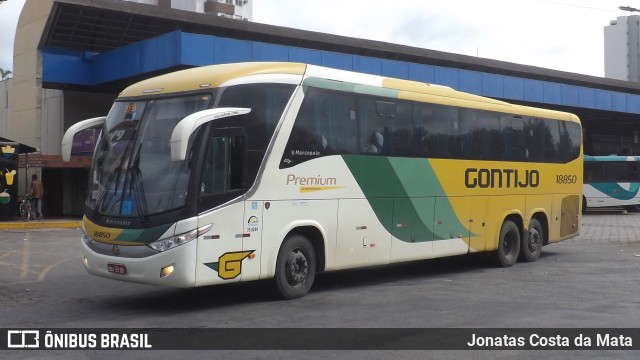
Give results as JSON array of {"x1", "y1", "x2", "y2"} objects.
[
  {"x1": 363, "y1": 131, "x2": 383, "y2": 154},
  {"x1": 414, "y1": 128, "x2": 431, "y2": 157}
]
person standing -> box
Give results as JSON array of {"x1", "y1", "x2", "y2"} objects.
[{"x1": 30, "y1": 174, "x2": 43, "y2": 220}]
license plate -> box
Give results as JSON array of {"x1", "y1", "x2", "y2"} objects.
[{"x1": 107, "y1": 263, "x2": 127, "y2": 275}]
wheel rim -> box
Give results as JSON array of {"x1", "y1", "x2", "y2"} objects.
[
  {"x1": 20, "y1": 205, "x2": 29, "y2": 221},
  {"x1": 502, "y1": 231, "x2": 517, "y2": 258},
  {"x1": 528, "y1": 227, "x2": 542, "y2": 253},
  {"x1": 284, "y1": 248, "x2": 308, "y2": 287}
]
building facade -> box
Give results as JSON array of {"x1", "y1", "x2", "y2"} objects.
[
  {"x1": 123, "y1": 0, "x2": 253, "y2": 20},
  {"x1": 605, "y1": 15, "x2": 640, "y2": 81},
  {"x1": 4, "y1": 0, "x2": 640, "y2": 218}
]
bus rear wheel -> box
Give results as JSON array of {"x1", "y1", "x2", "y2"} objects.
[
  {"x1": 623, "y1": 205, "x2": 640, "y2": 212},
  {"x1": 274, "y1": 234, "x2": 316, "y2": 300},
  {"x1": 520, "y1": 218, "x2": 543, "y2": 262},
  {"x1": 494, "y1": 220, "x2": 521, "y2": 267}
]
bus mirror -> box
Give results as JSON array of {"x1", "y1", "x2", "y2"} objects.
[
  {"x1": 170, "y1": 108, "x2": 251, "y2": 161},
  {"x1": 61, "y1": 116, "x2": 106, "y2": 162}
]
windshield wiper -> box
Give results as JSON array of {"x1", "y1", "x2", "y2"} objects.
[
  {"x1": 94, "y1": 165, "x2": 121, "y2": 217},
  {"x1": 126, "y1": 144, "x2": 149, "y2": 225},
  {"x1": 95, "y1": 128, "x2": 138, "y2": 217}
]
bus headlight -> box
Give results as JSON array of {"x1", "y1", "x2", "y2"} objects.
[
  {"x1": 81, "y1": 229, "x2": 93, "y2": 244},
  {"x1": 147, "y1": 224, "x2": 212, "y2": 252}
]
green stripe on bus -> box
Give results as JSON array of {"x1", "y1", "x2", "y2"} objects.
[
  {"x1": 591, "y1": 182, "x2": 640, "y2": 200},
  {"x1": 342, "y1": 155, "x2": 473, "y2": 242},
  {"x1": 302, "y1": 78, "x2": 400, "y2": 98},
  {"x1": 115, "y1": 223, "x2": 173, "y2": 243}
]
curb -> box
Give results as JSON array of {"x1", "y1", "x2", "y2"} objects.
[{"x1": 0, "y1": 221, "x2": 82, "y2": 230}]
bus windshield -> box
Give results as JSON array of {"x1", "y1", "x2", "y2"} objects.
[
  {"x1": 88, "y1": 94, "x2": 213, "y2": 217},
  {"x1": 87, "y1": 83, "x2": 297, "y2": 219}
]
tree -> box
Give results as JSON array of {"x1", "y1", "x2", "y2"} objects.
[{"x1": 0, "y1": 68, "x2": 12, "y2": 80}]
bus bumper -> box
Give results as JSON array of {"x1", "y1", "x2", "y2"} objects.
[{"x1": 80, "y1": 239, "x2": 197, "y2": 287}]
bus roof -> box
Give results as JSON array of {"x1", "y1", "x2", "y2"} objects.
[
  {"x1": 118, "y1": 62, "x2": 579, "y2": 123},
  {"x1": 119, "y1": 62, "x2": 307, "y2": 97}
]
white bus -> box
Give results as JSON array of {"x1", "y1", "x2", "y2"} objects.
[
  {"x1": 583, "y1": 155, "x2": 640, "y2": 211},
  {"x1": 62, "y1": 62, "x2": 582, "y2": 299}
]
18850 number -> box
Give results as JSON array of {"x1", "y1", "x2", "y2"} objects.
[{"x1": 556, "y1": 174, "x2": 577, "y2": 184}]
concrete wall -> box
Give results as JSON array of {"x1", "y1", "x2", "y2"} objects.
[
  {"x1": 63, "y1": 90, "x2": 117, "y2": 133},
  {"x1": 0, "y1": 79, "x2": 11, "y2": 137},
  {"x1": 172, "y1": 0, "x2": 205, "y2": 12},
  {"x1": 42, "y1": 89, "x2": 63, "y2": 155},
  {"x1": 11, "y1": 0, "x2": 54, "y2": 151}
]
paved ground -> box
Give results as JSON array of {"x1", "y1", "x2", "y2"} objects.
[
  {"x1": 0, "y1": 209, "x2": 639, "y2": 359},
  {"x1": 577, "y1": 209, "x2": 640, "y2": 243}
]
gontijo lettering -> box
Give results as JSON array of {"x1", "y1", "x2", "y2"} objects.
[{"x1": 465, "y1": 168, "x2": 540, "y2": 188}]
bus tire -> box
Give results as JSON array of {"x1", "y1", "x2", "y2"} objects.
[
  {"x1": 494, "y1": 220, "x2": 521, "y2": 267},
  {"x1": 274, "y1": 234, "x2": 316, "y2": 300},
  {"x1": 520, "y1": 218, "x2": 543, "y2": 262},
  {"x1": 623, "y1": 205, "x2": 640, "y2": 212}
]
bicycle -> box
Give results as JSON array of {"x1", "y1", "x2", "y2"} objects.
[{"x1": 19, "y1": 193, "x2": 33, "y2": 221}]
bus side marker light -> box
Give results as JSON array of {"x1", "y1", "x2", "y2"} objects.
[
  {"x1": 161, "y1": 264, "x2": 175, "y2": 278},
  {"x1": 248, "y1": 253, "x2": 256, "y2": 259}
]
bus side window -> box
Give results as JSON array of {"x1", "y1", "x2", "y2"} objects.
[
  {"x1": 200, "y1": 134, "x2": 245, "y2": 196},
  {"x1": 530, "y1": 118, "x2": 561, "y2": 162},
  {"x1": 504, "y1": 116, "x2": 525, "y2": 161},
  {"x1": 584, "y1": 163, "x2": 593, "y2": 181},
  {"x1": 559, "y1": 121, "x2": 581, "y2": 162},
  {"x1": 628, "y1": 161, "x2": 640, "y2": 181},
  {"x1": 201, "y1": 137, "x2": 228, "y2": 195},
  {"x1": 412, "y1": 103, "x2": 434, "y2": 157},
  {"x1": 431, "y1": 105, "x2": 459, "y2": 157},
  {"x1": 390, "y1": 101, "x2": 412, "y2": 157},
  {"x1": 282, "y1": 88, "x2": 357, "y2": 168}
]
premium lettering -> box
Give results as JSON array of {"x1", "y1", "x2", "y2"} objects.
[
  {"x1": 465, "y1": 168, "x2": 539, "y2": 188},
  {"x1": 286, "y1": 174, "x2": 337, "y2": 186}
]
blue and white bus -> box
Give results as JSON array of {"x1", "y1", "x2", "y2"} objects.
[{"x1": 583, "y1": 155, "x2": 640, "y2": 211}]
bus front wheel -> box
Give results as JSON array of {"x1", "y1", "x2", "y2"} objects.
[
  {"x1": 494, "y1": 220, "x2": 521, "y2": 267},
  {"x1": 274, "y1": 234, "x2": 317, "y2": 300},
  {"x1": 520, "y1": 218, "x2": 543, "y2": 262}
]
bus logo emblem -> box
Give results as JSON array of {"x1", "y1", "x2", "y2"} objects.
[{"x1": 204, "y1": 251, "x2": 255, "y2": 280}]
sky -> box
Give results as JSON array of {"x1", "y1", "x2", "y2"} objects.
[{"x1": 0, "y1": 0, "x2": 637, "y2": 78}]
